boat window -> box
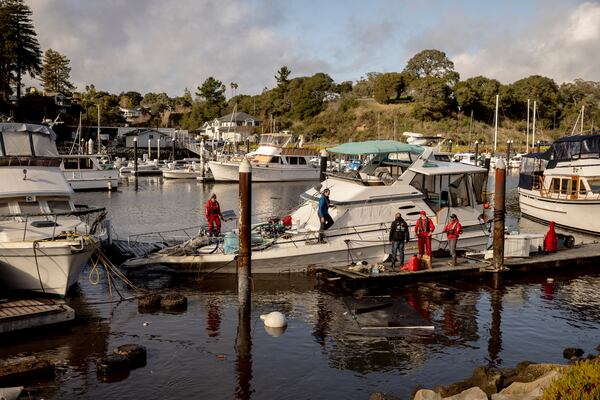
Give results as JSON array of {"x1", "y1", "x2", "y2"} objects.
[
  {"x1": 560, "y1": 179, "x2": 568, "y2": 195},
  {"x1": 47, "y1": 200, "x2": 72, "y2": 213},
  {"x1": 288, "y1": 157, "x2": 298, "y2": 165},
  {"x1": 63, "y1": 159, "x2": 80, "y2": 169},
  {"x1": 270, "y1": 156, "x2": 281, "y2": 164},
  {"x1": 18, "y1": 201, "x2": 41, "y2": 216},
  {"x1": 449, "y1": 174, "x2": 470, "y2": 207},
  {"x1": 550, "y1": 178, "x2": 560, "y2": 193},
  {"x1": 0, "y1": 202, "x2": 9, "y2": 217},
  {"x1": 298, "y1": 157, "x2": 307, "y2": 165},
  {"x1": 472, "y1": 173, "x2": 487, "y2": 204},
  {"x1": 586, "y1": 179, "x2": 600, "y2": 193}
]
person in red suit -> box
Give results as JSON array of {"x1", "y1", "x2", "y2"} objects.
[
  {"x1": 443, "y1": 214, "x2": 463, "y2": 266},
  {"x1": 205, "y1": 193, "x2": 224, "y2": 236},
  {"x1": 415, "y1": 210, "x2": 435, "y2": 269}
]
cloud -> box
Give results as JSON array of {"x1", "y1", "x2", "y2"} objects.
[
  {"x1": 451, "y1": 1, "x2": 600, "y2": 84},
  {"x1": 27, "y1": 0, "x2": 329, "y2": 96}
]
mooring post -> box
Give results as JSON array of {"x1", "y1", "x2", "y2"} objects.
[
  {"x1": 506, "y1": 140, "x2": 512, "y2": 165},
  {"x1": 448, "y1": 139, "x2": 453, "y2": 153},
  {"x1": 484, "y1": 156, "x2": 491, "y2": 172},
  {"x1": 536, "y1": 140, "x2": 541, "y2": 153},
  {"x1": 246, "y1": 138, "x2": 250, "y2": 154},
  {"x1": 493, "y1": 158, "x2": 506, "y2": 271},
  {"x1": 319, "y1": 149, "x2": 327, "y2": 182},
  {"x1": 474, "y1": 140, "x2": 479, "y2": 166},
  {"x1": 238, "y1": 157, "x2": 252, "y2": 309},
  {"x1": 172, "y1": 138, "x2": 176, "y2": 161}
]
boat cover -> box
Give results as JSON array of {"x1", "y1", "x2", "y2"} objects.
[
  {"x1": 0, "y1": 123, "x2": 59, "y2": 157},
  {"x1": 327, "y1": 140, "x2": 423, "y2": 155}
]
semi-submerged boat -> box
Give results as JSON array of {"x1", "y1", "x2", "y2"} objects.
[
  {"x1": 518, "y1": 134, "x2": 600, "y2": 234},
  {"x1": 208, "y1": 133, "x2": 319, "y2": 182},
  {"x1": 127, "y1": 140, "x2": 490, "y2": 273},
  {"x1": 0, "y1": 123, "x2": 105, "y2": 296}
]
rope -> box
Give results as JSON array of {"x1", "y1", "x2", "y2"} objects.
[{"x1": 32, "y1": 240, "x2": 46, "y2": 294}]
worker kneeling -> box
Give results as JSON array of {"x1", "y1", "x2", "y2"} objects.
[
  {"x1": 443, "y1": 214, "x2": 463, "y2": 267},
  {"x1": 415, "y1": 211, "x2": 435, "y2": 270}
]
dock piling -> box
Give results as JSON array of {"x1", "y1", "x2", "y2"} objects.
[
  {"x1": 493, "y1": 158, "x2": 506, "y2": 271},
  {"x1": 171, "y1": 138, "x2": 176, "y2": 161},
  {"x1": 319, "y1": 149, "x2": 327, "y2": 182},
  {"x1": 506, "y1": 140, "x2": 512, "y2": 163},
  {"x1": 474, "y1": 141, "x2": 479, "y2": 166},
  {"x1": 238, "y1": 157, "x2": 252, "y2": 309},
  {"x1": 448, "y1": 139, "x2": 453, "y2": 153}
]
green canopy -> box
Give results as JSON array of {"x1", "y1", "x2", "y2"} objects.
[{"x1": 327, "y1": 140, "x2": 423, "y2": 155}]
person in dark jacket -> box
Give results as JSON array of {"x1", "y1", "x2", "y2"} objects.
[
  {"x1": 317, "y1": 188, "x2": 333, "y2": 243},
  {"x1": 389, "y1": 212, "x2": 410, "y2": 269}
]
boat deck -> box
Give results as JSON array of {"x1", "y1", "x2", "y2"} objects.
[{"x1": 0, "y1": 298, "x2": 74, "y2": 334}]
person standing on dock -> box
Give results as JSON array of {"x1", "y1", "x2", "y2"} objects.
[
  {"x1": 415, "y1": 211, "x2": 435, "y2": 269},
  {"x1": 389, "y1": 212, "x2": 410, "y2": 270},
  {"x1": 205, "y1": 193, "x2": 224, "y2": 237},
  {"x1": 318, "y1": 188, "x2": 333, "y2": 243},
  {"x1": 443, "y1": 214, "x2": 463, "y2": 267}
]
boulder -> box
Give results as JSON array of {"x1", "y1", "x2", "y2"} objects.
[
  {"x1": 562, "y1": 347, "x2": 583, "y2": 359},
  {"x1": 433, "y1": 366, "x2": 502, "y2": 397},
  {"x1": 502, "y1": 363, "x2": 564, "y2": 387},
  {"x1": 0, "y1": 356, "x2": 54, "y2": 385},
  {"x1": 444, "y1": 386, "x2": 488, "y2": 400},
  {"x1": 369, "y1": 392, "x2": 401, "y2": 400},
  {"x1": 493, "y1": 370, "x2": 560, "y2": 399},
  {"x1": 413, "y1": 389, "x2": 442, "y2": 400}
]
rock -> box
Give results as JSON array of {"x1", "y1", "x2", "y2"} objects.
[
  {"x1": 596, "y1": 343, "x2": 600, "y2": 353},
  {"x1": 432, "y1": 382, "x2": 472, "y2": 398},
  {"x1": 113, "y1": 344, "x2": 147, "y2": 368},
  {"x1": 493, "y1": 370, "x2": 560, "y2": 399},
  {"x1": 413, "y1": 389, "x2": 442, "y2": 400},
  {"x1": 444, "y1": 386, "x2": 488, "y2": 400},
  {"x1": 0, "y1": 356, "x2": 55, "y2": 385},
  {"x1": 562, "y1": 347, "x2": 583, "y2": 359},
  {"x1": 469, "y1": 366, "x2": 503, "y2": 396},
  {"x1": 502, "y1": 363, "x2": 564, "y2": 387},
  {"x1": 160, "y1": 293, "x2": 188, "y2": 311},
  {"x1": 369, "y1": 392, "x2": 401, "y2": 400}
]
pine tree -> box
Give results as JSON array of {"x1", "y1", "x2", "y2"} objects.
[
  {"x1": 0, "y1": 0, "x2": 42, "y2": 100},
  {"x1": 41, "y1": 48, "x2": 75, "y2": 94}
]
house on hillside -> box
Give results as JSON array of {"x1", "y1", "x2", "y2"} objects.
[
  {"x1": 119, "y1": 106, "x2": 151, "y2": 124},
  {"x1": 121, "y1": 128, "x2": 176, "y2": 149},
  {"x1": 202, "y1": 111, "x2": 261, "y2": 141}
]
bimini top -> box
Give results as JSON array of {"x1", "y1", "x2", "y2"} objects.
[
  {"x1": 550, "y1": 133, "x2": 600, "y2": 161},
  {"x1": 327, "y1": 140, "x2": 423, "y2": 155},
  {"x1": 0, "y1": 123, "x2": 59, "y2": 157}
]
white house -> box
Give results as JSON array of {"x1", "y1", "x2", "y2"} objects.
[
  {"x1": 202, "y1": 111, "x2": 261, "y2": 141},
  {"x1": 121, "y1": 128, "x2": 178, "y2": 148}
]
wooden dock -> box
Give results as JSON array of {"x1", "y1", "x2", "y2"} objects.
[
  {"x1": 317, "y1": 242, "x2": 600, "y2": 289},
  {"x1": 0, "y1": 298, "x2": 74, "y2": 334}
]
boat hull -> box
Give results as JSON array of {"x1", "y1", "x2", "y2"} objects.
[
  {"x1": 0, "y1": 239, "x2": 96, "y2": 296},
  {"x1": 208, "y1": 161, "x2": 319, "y2": 182},
  {"x1": 519, "y1": 188, "x2": 600, "y2": 234}
]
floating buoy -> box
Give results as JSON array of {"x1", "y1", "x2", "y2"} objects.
[
  {"x1": 96, "y1": 354, "x2": 130, "y2": 376},
  {"x1": 113, "y1": 344, "x2": 147, "y2": 368},
  {"x1": 260, "y1": 311, "x2": 287, "y2": 328},
  {"x1": 161, "y1": 293, "x2": 188, "y2": 311}
]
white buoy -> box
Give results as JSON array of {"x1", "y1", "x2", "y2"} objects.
[
  {"x1": 260, "y1": 311, "x2": 287, "y2": 328},
  {"x1": 264, "y1": 325, "x2": 287, "y2": 337}
]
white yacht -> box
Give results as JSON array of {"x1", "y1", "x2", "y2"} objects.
[
  {"x1": 0, "y1": 123, "x2": 104, "y2": 296},
  {"x1": 119, "y1": 159, "x2": 162, "y2": 176},
  {"x1": 162, "y1": 158, "x2": 213, "y2": 180},
  {"x1": 61, "y1": 154, "x2": 119, "y2": 190},
  {"x1": 128, "y1": 141, "x2": 490, "y2": 273},
  {"x1": 208, "y1": 133, "x2": 319, "y2": 182},
  {"x1": 518, "y1": 134, "x2": 600, "y2": 234},
  {"x1": 452, "y1": 152, "x2": 477, "y2": 165}
]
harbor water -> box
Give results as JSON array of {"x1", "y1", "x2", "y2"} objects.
[{"x1": 2, "y1": 173, "x2": 599, "y2": 399}]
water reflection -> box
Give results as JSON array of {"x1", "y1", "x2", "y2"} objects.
[{"x1": 235, "y1": 300, "x2": 253, "y2": 399}]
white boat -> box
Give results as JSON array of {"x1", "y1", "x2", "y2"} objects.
[
  {"x1": 509, "y1": 153, "x2": 524, "y2": 169},
  {"x1": 119, "y1": 159, "x2": 162, "y2": 176},
  {"x1": 518, "y1": 134, "x2": 600, "y2": 234},
  {"x1": 128, "y1": 140, "x2": 490, "y2": 273},
  {"x1": 208, "y1": 133, "x2": 319, "y2": 182},
  {"x1": 162, "y1": 159, "x2": 213, "y2": 180},
  {"x1": 452, "y1": 152, "x2": 477, "y2": 165},
  {"x1": 0, "y1": 123, "x2": 104, "y2": 296},
  {"x1": 60, "y1": 154, "x2": 119, "y2": 190}
]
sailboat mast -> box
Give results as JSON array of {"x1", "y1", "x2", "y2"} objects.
[
  {"x1": 97, "y1": 104, "x2": 101, "y2": 154},
  {"x1": 581, "y1": 105, "x2": 585, "y2": 134},
  {"x1": 526, "y1": 99, "x2": 530, "y2": 153},
  {"x1": 532, "y1": 101, "x2": 537, "y2": 151},
  {"x1": 493, "y1": 94, "x2": 499, "y2": 152}
]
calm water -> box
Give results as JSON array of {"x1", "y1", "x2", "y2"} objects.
[{"x1": 2, "y1": 173, "x2": 599, "y2": 399}]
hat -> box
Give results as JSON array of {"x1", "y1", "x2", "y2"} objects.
[
  {"x1": 450, "y1": 214, "x2": 457, "y2": 219},
  {"x1": 419, "y1": 210, "x2": 426, "y2": 216}
]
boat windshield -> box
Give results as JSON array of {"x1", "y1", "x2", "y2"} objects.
[{"x1": 259, "y1": 134, "x2": 293, "y2": 147}]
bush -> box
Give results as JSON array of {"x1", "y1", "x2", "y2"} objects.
[{"x1": 541, "y1": 358, "x2": 600, "y2": 400}]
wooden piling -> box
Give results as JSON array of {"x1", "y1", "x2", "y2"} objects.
[
  {"x1": 448, "y1": 139, "x2": 453, "y2": 153},
  {"x1": 493, "y1": 158, "x2": 506, "y2": 271},
  {"x1": 474, "y1": 141, "x2": 479, "y2": 166},
  {"x1": 506, "y1": 140, "x2": 512, "y2": 163},
  {"x1": 171, "y1": 138, "x2": 176, "y2": 161},
  {"x1": 319, "y1": 149, "x2": 327, "y2": 182},
  {"x1": 238, "y1": 157, "x2": 252, "y2": 309},
  {"x1": 246, "y1": 138, "x2": 250, "y2": 154}
]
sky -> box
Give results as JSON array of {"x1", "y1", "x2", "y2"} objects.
[{"x1": 26, "y1": 0, "x2": 600, "y2": 97}]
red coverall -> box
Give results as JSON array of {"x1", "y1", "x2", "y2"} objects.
[
  {"x1": 205, "y1": 199, "x2": 223, "y2": 236},
  {"x1": 415, "y1": 216, "x2": 435, "y2": 257}
]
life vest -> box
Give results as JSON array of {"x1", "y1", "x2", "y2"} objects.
[
  {"x1": 445, "y1": 221, "x2": 462, "y2": 237},
  {"x1": 416, "y1": 217, "x2": 432, "y2": 235},
  {"x1": 206, "y1": 199, "x2": 221, "y2": 216}
]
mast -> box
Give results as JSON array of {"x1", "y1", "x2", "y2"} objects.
[
  {"x1": 526, "y1": 99, "x2": 530, "y2": 153},
  {"x1": 581, "y1": 105, "x2": 585, "y2": 134},
  {"x1": 97, "y1": 104, "x2": 101, "y2": 154},
  {"x1": 493, "y1": 94, "x2": 499, "y2": 152},
  {"x1": 532, "y1": 101, "x2": 537, "y2": 151}
]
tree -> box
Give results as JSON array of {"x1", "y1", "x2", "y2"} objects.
[
  {"x1": 404, "y1": 49, "x2": 459, "y2": 86},
  {"x1": 455, "y1": 76, "x2": 502, "y2": 119},
  {"x1": 409, "y1": 76, "x2": 453, "y2": 120},
  {"x1": 196, "y1": 76, "x2": 226, "y2": 120},
  {"x1": 229, "y1": 82, "x2": 238, "y2": 98},
  {"x1": 275, "y1": 66, "x2": 291, "y2": 90},
  {"x1": 505, "y1": 75, "x2": 559, "y2": 122},
  {"x1": 374, "y1": 72, "x2": 406, "y2": 104},
  {"x1": 119, "y1": 91, "x2": 142, "y2": 108},
  {"x1": 353, "y1": 72, "x2": 381, "y2": 98},
  {"x1": 287, "y1": 73, "x2": 333, "y2": 120},
  {"x1": 40, "y1": 48, "x2": 74, "y2": 94},
  {"x1": 0, "y1": 0, "x2": 42, "y2": 100}
]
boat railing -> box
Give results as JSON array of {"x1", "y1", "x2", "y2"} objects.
[
  {"x1": 127, "y1": 225, "x2": 206, "y2": 245},
  {"x1": 0, "y1": 205, "x2": 106, "y2": 241}
]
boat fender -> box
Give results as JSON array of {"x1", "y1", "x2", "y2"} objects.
[
  {"x1": 260, "y1": 311, "x2": 287, "y2": 328},
  {"x1": 401, "y1": 256, "x2": 420, "y2": 272},
  {"x1": 281, "y1": 215, "x2": 293, "y2": 226}
]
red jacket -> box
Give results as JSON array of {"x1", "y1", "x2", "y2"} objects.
[
  {"x1": 205, "y1": 199, "x2": 222, "y2": 219},
  {"x1": 443, "y1": 220, "x2": 463, "y2": 239},
  {"x1": 415, "y1": 217, "x2": 435, "y2": 237}
]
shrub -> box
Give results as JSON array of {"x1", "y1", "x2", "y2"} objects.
[{"x1": 541, "y1": 358, "x2": 600, "y2": 400}]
